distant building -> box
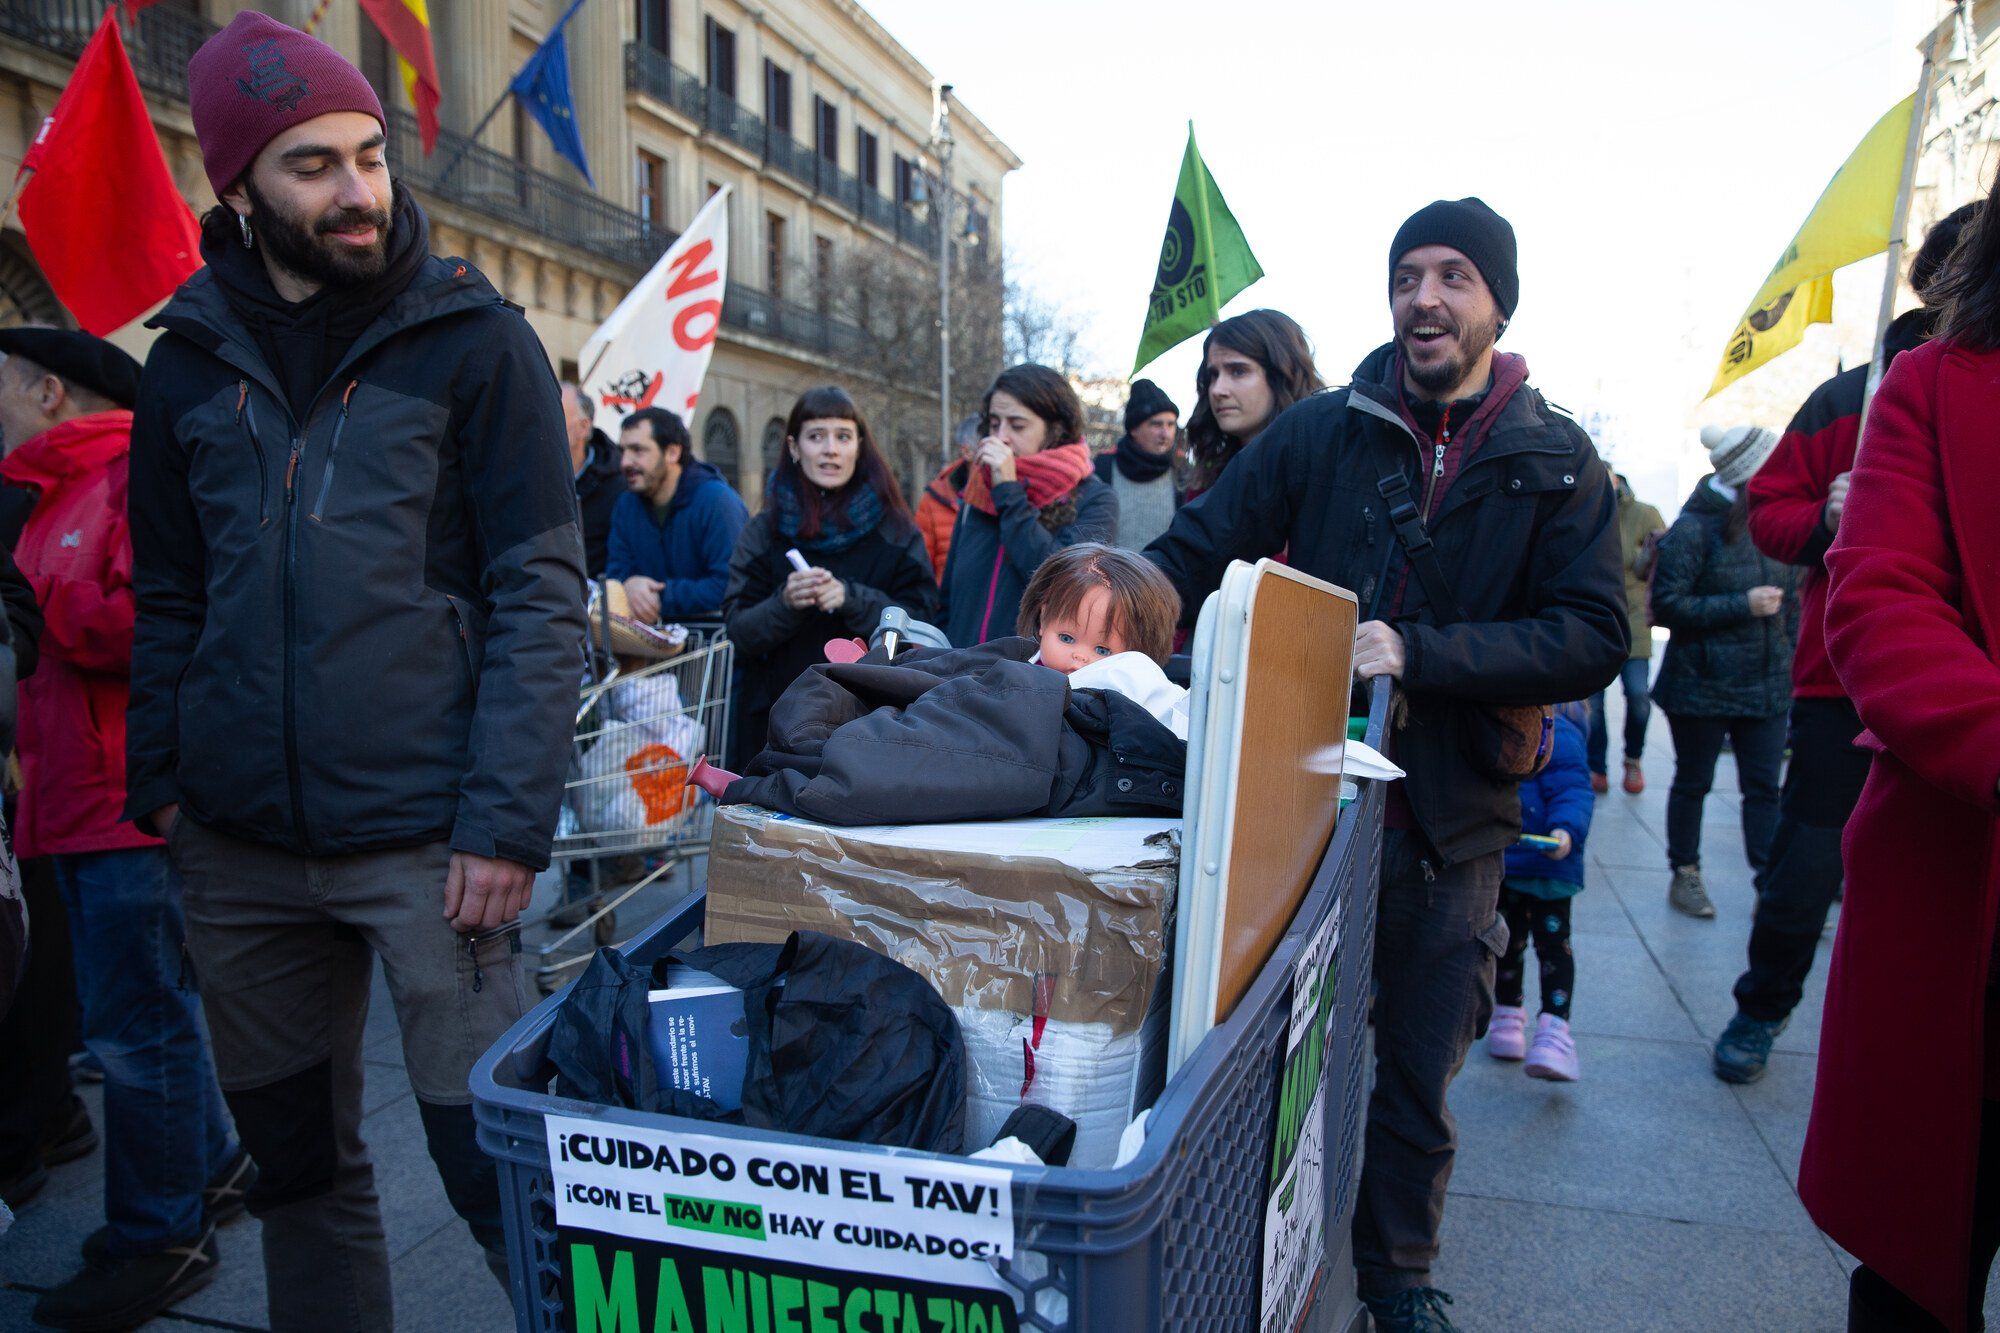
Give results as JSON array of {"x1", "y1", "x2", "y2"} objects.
[{"x1": 0, "y1": 0, "x2": 1019, "y2": 509}]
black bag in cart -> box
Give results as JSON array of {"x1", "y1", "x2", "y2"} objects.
[{"x1": 550, "y1": 929, "x2": 968, "y2": 1154}]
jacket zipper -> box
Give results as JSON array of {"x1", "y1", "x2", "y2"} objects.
[
  {"x1": 443, "y1": 592, "x2": 476, "y2": 689},
  {"x1": 282, "y1": 431, "x2": 309, "y2": 845},
  {"x1": 1418, "y1": 403, "x2": 1453, "y2": 519},
  {"x1": 978, "y1": 544, "x2": 1006, "y2": 642},
  {"x1": 237, "y1": 383, "x2": 271, "y2": 528},
  {"x1": 308, "y1": 381, "x2": 359, "y2": 522}
]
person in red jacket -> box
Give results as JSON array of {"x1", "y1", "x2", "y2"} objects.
[
  {"x1": 914, "y1": 413, "x2": 982, "y2": 579},
  {"x1": 1714, "y1": 204, "x2": 1979, "y2": 1086},
  {"x1": 1807, "y1": 180, "x2": 2000, "y2": 1332},
  {"x1": 0, "y1": 328, "x2": 250, "y2": 1329}
]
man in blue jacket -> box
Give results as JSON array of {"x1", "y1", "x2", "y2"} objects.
[{"x1": 607, "y1": 406, "x2": 747, "y2": 622}]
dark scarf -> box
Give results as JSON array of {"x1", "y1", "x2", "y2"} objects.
[
  {"x1": 770, "y1": 469, "x2": 888, "y2": 556},
  {"x1": 1111, "y1": 432, "x2": 1174, "y2": 483},
  {"x1": 203, "y1": 186, "x2": 430, "y2": 419}
]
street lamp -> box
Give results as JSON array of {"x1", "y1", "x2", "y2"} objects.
[{"x1": 929, "y1": 82, "x2": 955, "y2": 467}]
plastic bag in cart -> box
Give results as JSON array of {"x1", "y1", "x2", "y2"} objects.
[{"x1": 573, "y1": 673, "x2": 706, "y2": 833}]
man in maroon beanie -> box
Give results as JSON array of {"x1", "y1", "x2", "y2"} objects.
[{"x1": 124, "y1": 13, "x2": 586, "y2": 1329}]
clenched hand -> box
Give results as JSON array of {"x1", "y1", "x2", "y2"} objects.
[
  {"x1": 444, "y1": 851, "x2": 534, "y2": 933},
  {"x1": 1354, "y1": 621, "x2": 1407, "y2": 681}
]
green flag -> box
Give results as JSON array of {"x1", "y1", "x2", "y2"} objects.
[{"x1": 1133, "y1": 123, "x2": 1264, "y2": 374}]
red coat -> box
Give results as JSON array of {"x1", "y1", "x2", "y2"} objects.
[
  {"x1": 914, "y1": 459, "x2": 967, "y2": 582},
  {"x1": 0, "y1": 411, "x2": 158, "y2": 858},
  {"x1": 1808, "y1": 337, "x2": 2000, "y2": 1330}
]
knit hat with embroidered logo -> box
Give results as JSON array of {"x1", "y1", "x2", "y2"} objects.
[
  {"x1": 188, "y1": 11, "x2": 386, "y2": 198},
  {"x1": 1701, "y1": 424, "x2": 1781, "y2": 488}
]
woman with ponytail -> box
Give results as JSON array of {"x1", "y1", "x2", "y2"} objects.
[{"x1": 938, "y1": 364, "x2": 1116, "y2": 647}]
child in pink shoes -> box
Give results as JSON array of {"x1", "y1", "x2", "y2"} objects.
[{"x1": 1486, "y1": 702, "x2": 1595, "y2": 1082}]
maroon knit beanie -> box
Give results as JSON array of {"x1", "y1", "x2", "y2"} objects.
[{"x1": 187, "y1": 11, "x2": 386, "y2": 198}]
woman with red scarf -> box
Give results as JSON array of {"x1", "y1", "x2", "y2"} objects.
[
  {"x1": 1806, "y1": 172, "x2": 2000, "y2": 1331},
  {"x1": 938, "y1": 364, "x2": 1117, "y2": 647}
]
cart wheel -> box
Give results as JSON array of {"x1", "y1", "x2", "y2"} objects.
[{"x1": 593, "y1": 910, "x2": 618, "y2": 946}]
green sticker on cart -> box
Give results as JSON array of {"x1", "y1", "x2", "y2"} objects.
[{"x1": 560, "y1": 1231, "x2": 1020, "y2": 1333}]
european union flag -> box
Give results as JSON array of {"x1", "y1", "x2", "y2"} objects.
[{"x1": 510, "y1": 0, "x2": 592, "y2": 186}]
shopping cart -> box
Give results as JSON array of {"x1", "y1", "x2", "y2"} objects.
[{"x1": 521, "y1": 616, "x2": 734, "y2": 993}]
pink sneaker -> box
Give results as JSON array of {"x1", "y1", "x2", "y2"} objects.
[
  {"x1": 1485, "y1": 1005, "x2": 1527, "y2": 1061},
  {"x1": 1525, "y1": 1013, "x2": 1579, "y2": 1081}
]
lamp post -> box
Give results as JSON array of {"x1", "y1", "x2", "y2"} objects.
[{"x1": 931, "y1": 82, "x2": 955, "y2": 467}]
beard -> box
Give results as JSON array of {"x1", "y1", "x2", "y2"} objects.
[
  {"x1": 1399, "y1": 308, "x2": 1502, "y2": 397},
  {"x1": 245, "y1": 178, "x2": 392, "y2": 287}
]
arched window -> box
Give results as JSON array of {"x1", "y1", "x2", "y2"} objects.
[
  {"x1": 701, "y1": 407, "x2": 740, "y2": 488},
  {"x1": 761, "y1": 416, "x2": 787, "y2": 488}
]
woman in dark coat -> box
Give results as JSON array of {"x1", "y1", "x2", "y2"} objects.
[
  {"x1": 1806, "y1": 183, "x2": 2000, "y2": 1331},
  {"x1": 1649, "y1": 424, "x2": 1797, "y2": 919},
  {"x1": 723, "y1": 385, "x2": 936, "y2": 758},
  {"x1": 938, "y1": 364, "x2": 1115, "y2": 648}
]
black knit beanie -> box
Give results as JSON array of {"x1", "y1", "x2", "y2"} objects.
[
  {"x1": 1389, "y1": 197, "x2": 1519, "y2": 317},
  {"x1": 1123, "y1": 378, "x2": 1179, "y2": 431},
  {"x1": 1910, "y1": 200, "x2": 1982, "y2": 300}
]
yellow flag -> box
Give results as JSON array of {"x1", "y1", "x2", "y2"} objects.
[{"x1": 1707, "y1": 94, "x2": 1915, "y2": 398}]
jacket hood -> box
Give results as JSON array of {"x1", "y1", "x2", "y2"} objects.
[
  {"x1": 667, "y1": 458, "x2": 727, "y2": 515},
  {"x1": 1885, "y1": 306, "x2": 1935, "y2": 363},
  {"x1": 1682, "y1": 475, "x2": 1735, "y2": 515},
  {"x1": 580, "y1": 430, "x2": 620, "y2": 484},
  {"x1": 0, "y1": 410, "x2": 131, "y2": 491}
]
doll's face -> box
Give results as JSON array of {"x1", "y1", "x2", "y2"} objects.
[{"x1": 1039, "y1": 586, "x2": 1129, "y2": 674}]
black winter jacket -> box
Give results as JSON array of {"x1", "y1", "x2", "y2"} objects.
[
  {"x1": 728, "y1": 637, "x2": 1184, "y2": 826},
  {"x1": 1146, "y1": 343, "x2": 1628, "y2": 865},
  {"x1": 1650, "y1": 477, "x2": 1797, "y2": 719},
  {"x1": 722, "y1": 508, "x2": 939, "y2": 758},
  {"x1": 126, "y1": 250, "x2": 587, "y2": 868},
  {"x1": 575, "y1": 428, "x2": 622, "y2": 577},
  {"x1": 937, "y1": 475, "x2": 1117, "y2": 647}
]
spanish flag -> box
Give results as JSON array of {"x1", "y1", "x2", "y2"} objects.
[
  {"x1": 1706, "y1": 95, "x2": 1915, "y2": 398},
  {"x1": 358, "y1": 0, "x2": 441, "y2": 154}
]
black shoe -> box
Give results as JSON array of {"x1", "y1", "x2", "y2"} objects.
[
  {"x1": 1362, "y1": 1287, "x2": 1458, "y2": 1333},
  {"x1": 203, "y1": 1149, "x2": 256, "y2": 1228},
  {"x1": 1, "y1": 1158, "x2": 49, "y2": 1208},
  {"x1": 39, "y1": 1098, "x2": 97, "y2": 1166},
  {"x1": 32, "y1": 1227, "x2": 218, "y2": 1331}
]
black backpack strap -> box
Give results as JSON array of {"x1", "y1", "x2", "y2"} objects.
[{"x1": 1375, "y1": 467, "x2": 1468, "y2": 626}]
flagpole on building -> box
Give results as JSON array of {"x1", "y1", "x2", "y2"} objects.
[
  {"x1": 0, "y1": 168, "x2": 35, "y2": 236},
  {"x1": 431, "y1": 88, "x2": 512, "y2": 192},
  {"x1": 1863, "y1": 16, "x2": 1954, "y2": 423}
]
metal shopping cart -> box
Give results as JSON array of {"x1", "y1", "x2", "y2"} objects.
[{"x1": 521, "y1": 611, "x2": 734, "y2": 994}]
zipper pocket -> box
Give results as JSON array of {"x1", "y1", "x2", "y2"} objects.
[
  {"x1": 442, "y1": 592, "x2": 478, "y2": 690},
  {"x1": 308, "y1": 381, "x2": 359, "y2": 522},
  {"x1": 237, "y1": 382, "x2": 271, "y2": 527}
]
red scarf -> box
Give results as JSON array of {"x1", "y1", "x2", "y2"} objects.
[{"x1": 959, "y1": 440, "x2": 1093, "y2": 516}]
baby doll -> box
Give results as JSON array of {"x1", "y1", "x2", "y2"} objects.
[{"x1": 689, "y1": 544, "x2": 1189, "y2": 800}]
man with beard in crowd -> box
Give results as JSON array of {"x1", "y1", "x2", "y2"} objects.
[
  {"x1": 125, "y1": 15, "x2": 586, "y2": 1327},
  {"x1": 605, "y1": 405, "x2": 747, "y2": 623},
  {"x1": 1094, "y1": 378, "x2": 1182, "y2": 550},
  {"x1": 1147, "y1": 198, "x2": 1626, "y2": 1333}
]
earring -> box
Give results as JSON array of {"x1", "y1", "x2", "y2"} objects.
[{"x1": 237, "y1": 212, "x2": 253, "y2": 249}]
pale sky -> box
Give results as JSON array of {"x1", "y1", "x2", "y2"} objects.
[{"x1": 863, "y1": 0, "x2": 1929, "y2": 516}]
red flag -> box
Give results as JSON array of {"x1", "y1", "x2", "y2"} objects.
[
  {"x1": 357, "y1": 0, "x2": 442, "y2": 154},
  {"x1": 18, "y1": 9, "x2": 199, "y2": 335}
]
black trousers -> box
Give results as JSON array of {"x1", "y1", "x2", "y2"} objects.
[
  {"x1": 1496, "y1": 888, "x2": 1574, "y2": 1020},
  {"x1": 1733, "y1": 698, "x2": 1872, "y2": 1023},
  {"x1": 0, "y1": 856, "x2": 79, "y2": 1172},
  {"x1": 1848, "y1": 1100, "x2": 2000, "y2": 1331},
  {"x1": 1354, "y1": 830, "x2": 1505, "y2": 1296},
  {"x1": 1664, "y1": 711, "x2": 1787, "y2": 872}
]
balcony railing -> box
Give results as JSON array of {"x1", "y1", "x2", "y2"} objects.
[
  {"x1": 0, "y1": 0, "x2": 213, "y2": 102},
  {"x1": 722, "y1": 285, "x2": 868, "y2": 363}
]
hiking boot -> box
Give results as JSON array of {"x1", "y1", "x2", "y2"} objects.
[
  {"x1": 39, "y1": 1098, "x2": 97, "y2": 1166},
  {"x1": 1362, "y1": 1286, "x2": 1458, "y2": 1333},
  {"x1": 1590, "y1": 771, "x2": 1610, "y2": 795},
  {"x1": 32, "y1": 1226, "x2": 218, "y2": 1330},
  {"x1": 1525, "y1": 1013, "x2": 1580, "y2": 1081},
  {"x1": 1669, "y1": 865, "x2": 1715, "y2": 918},
  {"x1": 1485, "y1": 1005, "x2": 1528, "y2": 1060},
  {"x1": 203, "y1": 1149, "x2": 256, "y2": 1228},
  {"x1": 1622, "y1": 759, "x2": 1646, "y2": 794},
  {"x1": 1713, "y1": 1012, "x2": 1788, "y2": 1085}
]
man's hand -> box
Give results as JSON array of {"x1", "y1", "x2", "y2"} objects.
[
  {"x1": 444, "y1": 851, "x2": 534, "y2": 933},
  {"x1": 976, "y1": 438, "x2": 1018, "y2": 485},
  {"x1": 148, "y1": 802, "x2": 180, "y2": 839},
  {"x1": 623, "y1": 575, "x2": 664, "y2": 624},
  {"x1": 1824, "y1": 471, "x2": 1852, "y2": 532},
  {"x1": 1541, "y1": 828, "x2": 1574, "y2": 861},
  {"x1": 1747, "y1": 585, "x2": 1784, "y2": 618},
  {"x1": 1354, "y1": 621, "x2": 1407, "y2": 680}
]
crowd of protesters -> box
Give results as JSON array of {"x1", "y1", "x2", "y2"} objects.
[{"x1": 1, "y1": 12, "x2": 1999, "y2": 1333}]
